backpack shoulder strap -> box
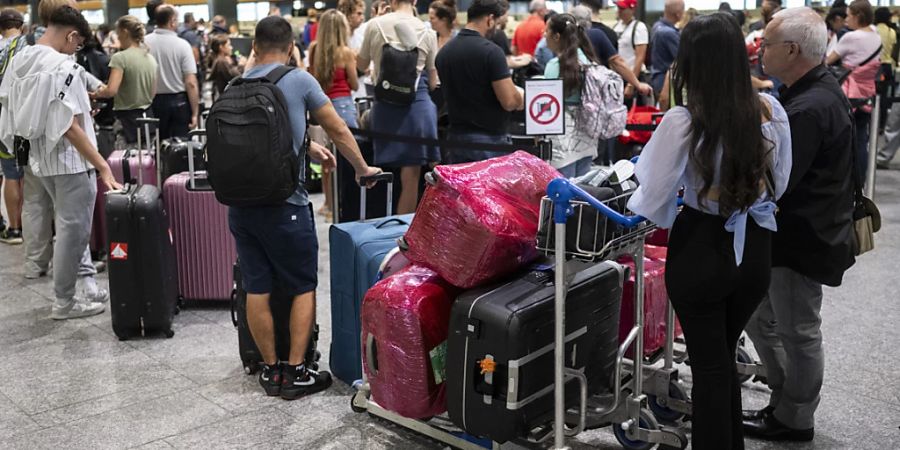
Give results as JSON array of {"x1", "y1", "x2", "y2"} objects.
[
  {"x1": 373, "y1": 19, "x2": 391, "y2": 45},
  {"x1": 264, "y1": 65, "x2": 294, "y2": 84}
]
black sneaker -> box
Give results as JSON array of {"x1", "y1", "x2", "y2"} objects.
[
  {"x1": 0, "y1": 228, "x2": 23, "y2": 245},
  {"x1": 258, "y1": 363, "x2": 282, "y2": 396},
  {"x1": 280, "y1": 364, "x2": 333, "y2": 400}
]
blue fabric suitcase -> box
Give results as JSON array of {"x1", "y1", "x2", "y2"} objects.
[{"x1": 329, "y1": 173, "x2": 413, "y2": 385}]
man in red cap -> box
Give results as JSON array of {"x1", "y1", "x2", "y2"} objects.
[
  {"x1": 511, "y1": 0, "x2": 548, "y2": 56},
  {"x1": 613, "y1": 0, "x2": 648, "y2": 99}
]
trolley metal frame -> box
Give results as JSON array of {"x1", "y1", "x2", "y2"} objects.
[{"x1": 543, "y1": 178, "x2": 688, "y2": 450}]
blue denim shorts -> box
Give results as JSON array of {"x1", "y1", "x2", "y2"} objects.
[
  {"x1": 229, "y1": 203, "x2": 318, "y2": 297},
  {"x1": 0, "y1": 157, "x2": 23, "y2": 180}
]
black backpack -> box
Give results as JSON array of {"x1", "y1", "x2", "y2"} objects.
[
  {"x1": 206, "y1": 65, "x2": 300, "y2": 207},
  {"x1": 373, "y1": 21, "x2": 424, "y2": 105}
]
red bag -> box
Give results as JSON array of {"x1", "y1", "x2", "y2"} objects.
[
  {"x1": 361, "y1": 264, "x2": 461, "y2": 419},
  {"x1": 618, "y1": 101, "x2": 662, "y2": 145},
  {"x1": 646, "y1": 228, "x2": 669, "y2": 247},
  {"x1": 618, "y1": 255, "x2": 682, "y2": 357},
  {"x1": 403, "y1": 151, "x2": 561, "y2": 288}
]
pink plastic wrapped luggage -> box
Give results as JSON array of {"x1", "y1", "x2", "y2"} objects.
[
  {"x1": 402, "y1": 151, "x2": 561, "y2": 288},
  {"x1": 90, "y1": 176, "x2": 108, "y2": 256},
  {"x1": 618, "y1": 255, "x2": 682, "y2": 357},
  {"x1": 361, "y1": 264, "x2": 460, "y2": 419},
  {"x1": 109, "y1": 149, "x2": 157, "y2": 187}
]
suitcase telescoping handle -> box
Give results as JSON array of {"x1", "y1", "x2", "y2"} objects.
[
  {"x1": 135, "y1": 117, "x2": 160, "y2": 187},
  {"x1": 188, "y1": 129, "x2": 206, "y2": 190},
  {"x1": 358, "y1": 172, "x2": 394, "y2": 221}
]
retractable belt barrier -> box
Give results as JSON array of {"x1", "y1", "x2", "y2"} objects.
[{"x1": 347, "y1": 127, "x2": 553, "y2": 161}]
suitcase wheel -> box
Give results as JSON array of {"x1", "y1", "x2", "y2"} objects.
[
  {"x1": 164, "y1": 329, "x2": 175, "y2": 339},
  {"x1": 350, "y1": 393, "x2": 367, "y2": 413},
  {"x1": 613, "y1": 408, "x2": 659, "y2": 450}
]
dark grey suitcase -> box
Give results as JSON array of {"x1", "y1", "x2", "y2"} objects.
[
  {"x1": 106, "y1": 126, "x2": 179, "y2": 340},
  {"x1": 231, "y1": 260, "x2": 320, "y2": 374},
  {"x1": 106, "y1": 182, "x2": 179, "y2": 340},
  {"x1": 446, "y1": 259, "x2": 624, "y2": 443}
]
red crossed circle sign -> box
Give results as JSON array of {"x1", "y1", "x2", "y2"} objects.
[{"x1": 529, "y1": 93, "x2": 561, "y2": 125}]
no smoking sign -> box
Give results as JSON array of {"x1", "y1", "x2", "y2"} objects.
[{"x1": 525, "y1": 79, "x2": 565, "y2": 136}]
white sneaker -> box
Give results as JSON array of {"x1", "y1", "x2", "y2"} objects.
[
  {"x1": 50, "y1": 300, "x2": 105, "y2": 320},
  {"x1": 82, "y1": 287, "x2": 110, "y2": 304}
]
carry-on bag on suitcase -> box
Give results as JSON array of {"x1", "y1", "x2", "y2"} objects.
[
  {"x1": 106, "y1": 125, "x2": 179, "y2": 340},
  {"x1": 402, "y1": 151, "x2": 561, "y2": 288},
  {"x1": 329, "y1": 173, "x2": 414, "y2": 385},
  {"x1": 361, "y1": 264, "x2": 460, "y2": 419},
  {"x1": 231, "y1": 260, "x2": 320, "y2": 374},
  {"x1": 158, "y1": 137, "x2": 205, "y2": 186},
  {"x1": 163, "y1": 130, "x2": 236, "y2": 302},
  {"x1": 446, "y1": 259, "x2": 624, "y2": 443}
]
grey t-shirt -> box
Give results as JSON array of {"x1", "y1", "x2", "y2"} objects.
[
  {"x1": 242, "y1": 64, "x2": 330, "y2": 206},
  {"x1": 145, "y1": 29, "x2": 196, "y2": 94}
]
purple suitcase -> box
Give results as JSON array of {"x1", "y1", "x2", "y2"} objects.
[
  {"x1": 89, "y1": 176, "x2": 108, "y2": 256},
  {"x1": 163, "y1": 130, "x2": 236, "y2": 302}
]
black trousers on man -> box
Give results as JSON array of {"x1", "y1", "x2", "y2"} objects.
[
  {"x1": 151, "y1": 92, "x2": 191, "y2": 140},
  {"x1": 665, "y1": 206, "x2": 772, "y2": 450}
]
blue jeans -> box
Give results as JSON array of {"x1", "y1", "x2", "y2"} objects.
[
  {"x1": 331, "y1": 96, "x2": 358, "y2": 128},
  {"x1": 444, "y1": 131, "x2": 511, "y2": 164},
  {"x1": 557, "y1": 156, "x2": 593, "y2": 178}
]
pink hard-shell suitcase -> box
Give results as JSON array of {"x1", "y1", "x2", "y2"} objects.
[{"x1": 163, "y1": 130, "x2": 236, "y2": 302}]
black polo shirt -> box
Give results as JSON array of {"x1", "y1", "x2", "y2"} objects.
[
  {"x1": 436, "y1": 28, "x2": 512, "y2": 135},
  {"x1": 775, "y1": 65, "x2": 855, "y2": 286}
]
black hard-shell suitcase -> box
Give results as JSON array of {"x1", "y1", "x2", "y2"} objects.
[
  {"x1": 107, "y1": 126, "x2": 179, "y2": 340},
  {"x1": 106, "y1": 183, "x2": 179, "y2": 340},
  {"x1": 446, "y1": 259, "x2": 624, "y2": 443},
  {"x1": 231, "y1": 261, "x2": 320, "y2": 374}
]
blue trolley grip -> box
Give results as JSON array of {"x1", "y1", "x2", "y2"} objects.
[{"x1": 546, "y1": 178, "x2": 648, "y2": 227}]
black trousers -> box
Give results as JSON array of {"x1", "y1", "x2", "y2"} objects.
[
  {"x1": 665, "y1": 206, "x2": 772, "y2": 450},
  {"x1": 151, "y1": 92, "x2": 191, "y2": 140},
  {"x1": 115, "y1": 108, "x2": 151, "y2": 145}
]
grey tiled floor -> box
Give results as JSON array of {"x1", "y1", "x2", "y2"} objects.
[{"x1": 1, "y1": 173, "x2": 899, "y2": 449}]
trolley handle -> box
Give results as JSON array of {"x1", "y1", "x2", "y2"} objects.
[{"x1": 547, "y1": 178, "x2": 647, "y2": 228}]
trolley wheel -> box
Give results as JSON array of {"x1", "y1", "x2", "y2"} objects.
[
  {"x1": 613, "y1": 408, "x2": 659, "y2": 450},
  {"x1": 164, "y1": 329, "x2": 175, "y2": 339},
  {"x1": 649, "y1": 380, "x2": 689, "y2": 424},
  {"x1": 350, "y1": 394, "x2": 367, "y2": 413},
  {"x1": 243, "y1": 365, "x2": 253, "y2": 375},
  {"x1": 736, "y1": 347, "x2": 754, "y2": 384},
  {"x1": 658, "y1": 426, "x2": 689, "y2": 450}
]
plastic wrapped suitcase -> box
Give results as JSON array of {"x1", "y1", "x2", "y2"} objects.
[
  {"x1": 329, "y1": 174, "x2": 414, "y2": 385},
  {"x1": 231, "y1": 261, "x2": 320, "y2": 374},
  {"x1": 163, "y1": 132, "x2": 235, "y2": 302},
  {"x1": 106, "y1": 125, "x2": 179, "y2": 340},
  {"x1": 402, "y1": 151, "x2": 561, "y2": 289},
  {"x1": 617, "y1": 255, "x2": 682, "y2": 357},
  {"x1": 446, "y1": 259, "x2": 624, "y2": 443},
  {"x1": 361, "y1": 264, "x2": 460, "y2": 419}
]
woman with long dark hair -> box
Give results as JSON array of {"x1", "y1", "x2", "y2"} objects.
[
  {"x1": 207, "y1": 34, "x2": 246, "y2": 98},
  {"x1": 627, "y1": 12, "x2": 792, "y2": 449},
  {"x1": 542, "y1": 13, "x2": 600, "y2": 177}
]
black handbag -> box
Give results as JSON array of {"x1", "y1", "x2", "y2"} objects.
[{"x1": 827, "y1": 44, "x2": 882, "y2": 85}]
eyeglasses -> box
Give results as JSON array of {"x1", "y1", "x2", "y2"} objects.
[{"x1": 759, "y1": 40, "x2": 797, "y2": 52}]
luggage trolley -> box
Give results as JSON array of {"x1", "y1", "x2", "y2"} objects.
[{"x1": 541, "y1": 178, "x2": 688, "y2": 450}]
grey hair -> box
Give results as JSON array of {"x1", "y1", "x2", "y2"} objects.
[
  {"x1": 529, "y1": 0, "x2": 546, "y2": 13},
  {"x1": 772, "y1": 7, "x2": 827, "y2": 62},
  {"x1": 571, "y1": 5, "x2": 593, "y2": 29}
]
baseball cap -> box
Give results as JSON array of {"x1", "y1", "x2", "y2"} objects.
[
  {"x1": 0, "y1": 9, "x2": 24, "y2": 28},
  {"x1": 615, "y1": 0, "x2": 638, "y2": 9}
]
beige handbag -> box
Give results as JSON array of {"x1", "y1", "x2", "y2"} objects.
[{"x1": 853, "y1": 195, "x2": 881, "y2": 256}]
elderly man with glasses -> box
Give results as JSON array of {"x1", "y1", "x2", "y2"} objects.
[{"x1": 742, "y1": 7, "x2": 857, "y2": 442}]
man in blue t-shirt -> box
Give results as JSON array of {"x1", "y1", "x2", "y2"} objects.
[
  {"x1": 649, "y1": 0, "x2": 684, "y2": 94},
  {"x1": 231, "y1": 15, "x2": 381, "y2": 401}
]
